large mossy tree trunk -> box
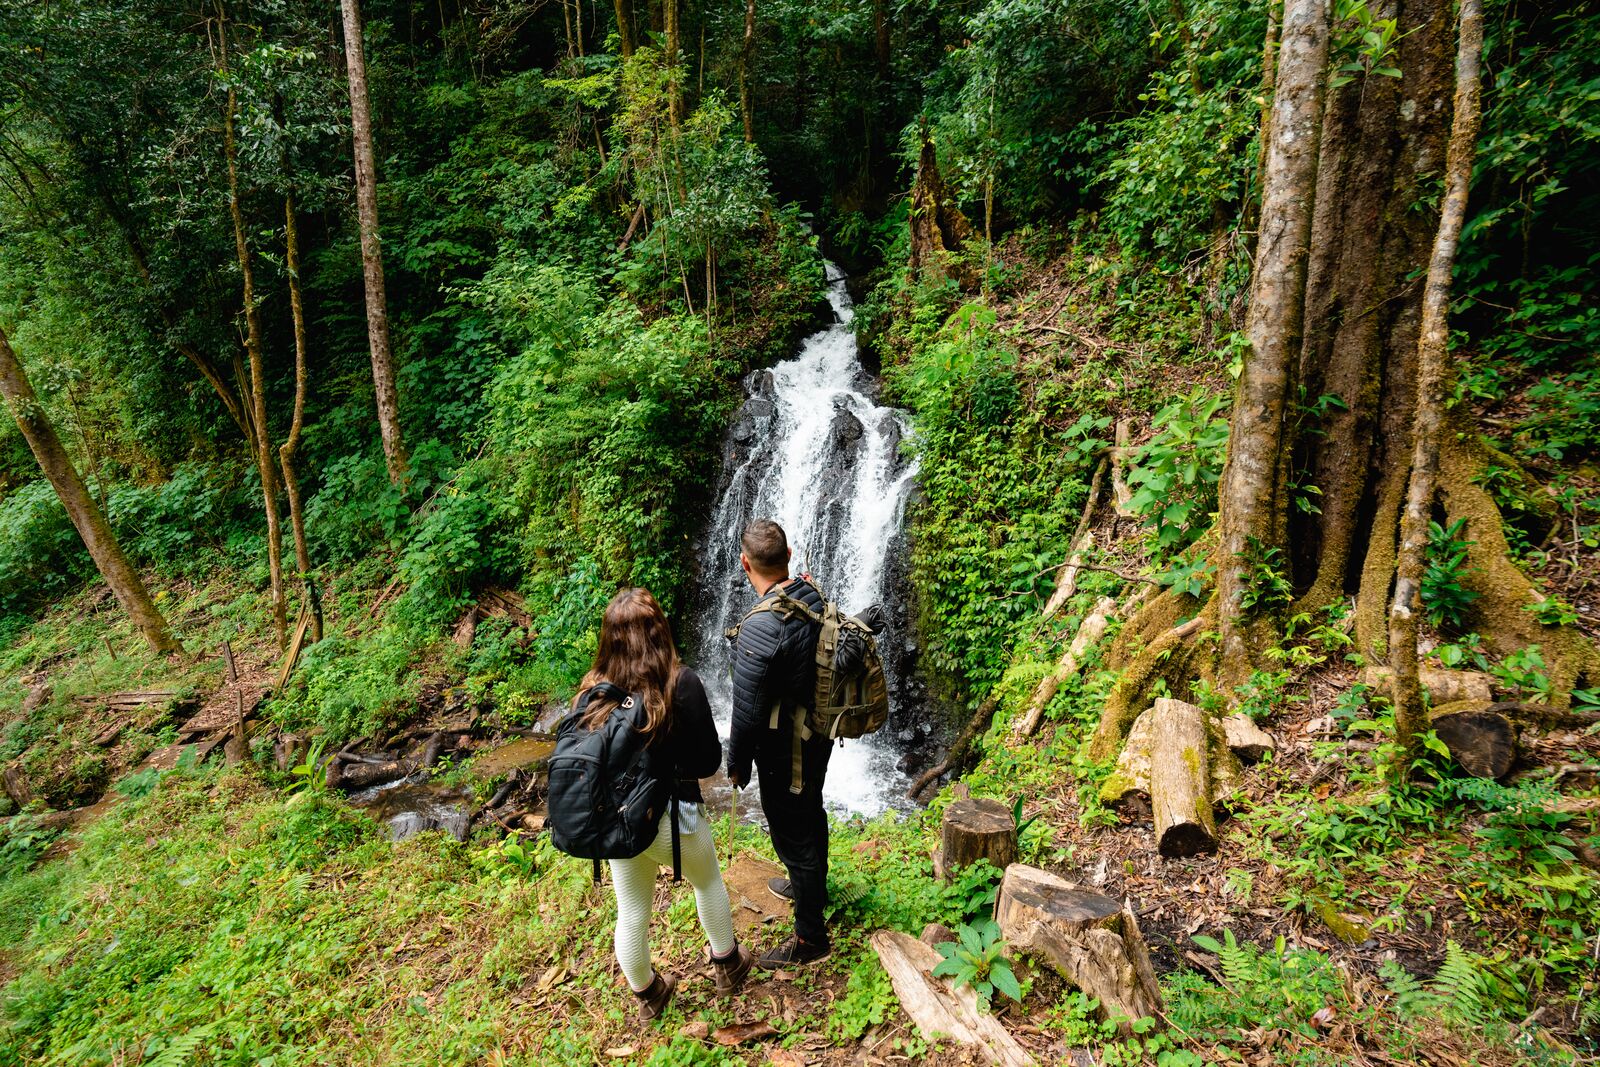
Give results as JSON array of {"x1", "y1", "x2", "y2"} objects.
[{"x1": 1096, "y1": 0, "x2": 1600, "y2": 760}]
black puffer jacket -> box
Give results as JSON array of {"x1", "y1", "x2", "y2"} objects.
[{"x1": 726, "y1": 577, "x2": 823, "y2": 785}]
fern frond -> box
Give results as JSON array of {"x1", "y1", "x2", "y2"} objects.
[
  {"x1": 1431, "y1": 940, "x2": 1488, "y2": 1027},
  {"x1": 145, "y1": 1027, "x2": 208, "y2": 1067}
]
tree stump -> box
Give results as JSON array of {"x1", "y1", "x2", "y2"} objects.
[
  {"x1": 995, "y1": 864, "x2": 1121, "y2": 938},
  {"x1": 1148, "y1": 698, "x2": 1217, "y2": 857},
  {"x1": 994, "y1": 865, "x2": 1163, "y2": 1032},
  {"x1": 1430, "y1": 706, "x2": 1516, "y2": 779},
  {"x1": 937, "y1": 797, "x2": 1017, "y2": 880},
  {"x1": 3, "y1": 764, "x2": 33, "y2": 809}
]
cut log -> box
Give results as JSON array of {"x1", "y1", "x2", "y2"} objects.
[
  {"x1": 1430, "y1": 706, "x2": 1515, "y2": 779},
  {"x1": 1148, "y1": 698, "x2": 1216, "y2": 857},
  {"x1": 273, "y1": 733, "x2": 308, "y2": 773},
  {"x1": 21, "y1": 684, "x2": 51, "y2": 715},
  {"x1": 417, "y1": 732, "x2": 446, "y2": 774},
  {"x1": 92, "y1": 721, "x2": 127, "y2": 747},
  {"x1": 993, "y1": 865, "x2": 1163, "y2": 1032},
  {"x1": 1012, "y1": 597, "x2": 1117, "y2": 742},
  {"x1": 1222, "y1": 714, "x2": 1275, "y2": 763},
  {"x1": 869, "y1": 929, "x2": 1036, "y2": 1067},
  {"x1": 3, "y1": 764, "x2": 33, "y2": 809},
  {"x1": 1362, "y1": 666, "x2": 1494, "y2": 705},
  {"x1": 1110, "y1": 419, "x2": 1137, "y2": 518},
  {"x1": 72, "y1": 690, "x2": 185, "y2": 708},
  {"x1": 938, "y1": 798, "x2": 1018, "y2": 880}
]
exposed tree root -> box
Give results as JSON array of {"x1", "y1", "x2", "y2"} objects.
[
  {"x1": 909, "y1": 690, "x2": 1002, "y2": 801},
  {"x1": 1089, "y1": 603, "x2": 1214, "y2": 763},
  {"x1": 1439, "y1": 430, "x2": 1600, "y2": 704}
]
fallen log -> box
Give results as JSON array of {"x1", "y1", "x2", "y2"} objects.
[
  {"x1": 1013, "y1": 597, "x2": 1118, "y2": 743},
  {"x1": 1221, "y1": 714, "x2": 1275, "y2": 763},
  {"x1": 937, "y1": 797, "x2": 1018, "y2": 880},
  {"x1": 1041, "y1": 456, "x2": 1108, "y2": 620},
  {"x1": 21, "y1": 684, "x2": 50, "y2": 715},
  {"x1": 3, "y1": 764, "x2": 33, "y2": 808},
  {"x1": 870, "y1": 929, "x2": 1036, "y2": 1067},
  {"x1": 994, "y1": 865, "x2": 1163, "y2": 1032},
  {"x1": 72, "y1": 690, "x2": 186, "y2": 708},
  {"x1": 329, "y1": 758, "x2": 410, "y2": 790},
  {"x1": 1362, "y1": 666, "x2": 1494, "y2": 705},
  {"x1": 1149, "y1": 698, "x2": 1217, "y2": 857}
]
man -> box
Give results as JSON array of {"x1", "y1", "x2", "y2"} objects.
[{"x1": 726, "y1": 518, "x2": 832, "y2": 967}]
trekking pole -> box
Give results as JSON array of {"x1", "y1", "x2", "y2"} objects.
[{"x1": 727, "y1": 785, "x2": 738, "y2": 861}]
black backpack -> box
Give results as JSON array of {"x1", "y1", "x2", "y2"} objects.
[{"x1": 546, "y1": 681, "x2": 680, "y2": 880}]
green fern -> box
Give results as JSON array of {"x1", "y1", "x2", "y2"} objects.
[
  {"x1": 144, "y1": 1028, "x2": 208, "y2": 1067},
  {"x1": 1379, "y1": 959, "x2": 1443, "y2": 1022},
  {"x1": 1191, "y1": 929, "x2": 1257, "y2": 992},
  {"x1": 1431, "y1": 941, "x2": 1489, "y2": 1027}
]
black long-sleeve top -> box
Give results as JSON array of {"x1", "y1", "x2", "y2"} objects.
[
  {"x1": 659, "y1": 667, "x2": 721, "y2": 803},
  {"x1": 726, "y1": 577, "x2": 824, "y2": 785}
]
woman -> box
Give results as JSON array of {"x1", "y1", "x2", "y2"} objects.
[{"x1": 575, "y1": 587, "x2": 753, "y2": 1019}]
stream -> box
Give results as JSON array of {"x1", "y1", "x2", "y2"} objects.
[{"x1": 693, "y1": 264, "x2": 920, "y2": 818}]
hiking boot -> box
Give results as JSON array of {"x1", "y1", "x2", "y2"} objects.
[
  {"x1": 632, "y1": 972, "x2": 677, "y2": 1020},
  {"x1": 757, "y1": 935, "x2": 830, "y2": 969},
  {"x1": 767, "y1": 877, "x2": 794, "y2": 902},
  {"x1": 711, "y1": 943, "x2": 755, "y2": 995}
]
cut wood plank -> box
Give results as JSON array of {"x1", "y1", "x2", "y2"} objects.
[
  {"x1": 274, "y1": 606, "x2": 315, "y2": 694},
  {"x1": 72, "y1": 690, "x2": 184, "y2": 708},
  {"x1": 938, "y1": 798, "x2": 1018, "y2": 880},
  {"x1": 1148, "y1": 698, "x2": 1216, "y2": 857},
  {"x1": 870, "y1": 929, "x2": 1035, "y2": 1067}
]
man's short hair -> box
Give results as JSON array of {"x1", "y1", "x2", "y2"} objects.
[{"x1": 741, "y1": 519, "x2": 790, "y2": 575}]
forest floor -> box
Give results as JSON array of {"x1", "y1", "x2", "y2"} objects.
[{"x1": 4, "y1": 246, "x2": 1599, "y2": 1065}]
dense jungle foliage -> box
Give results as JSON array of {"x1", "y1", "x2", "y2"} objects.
[{"x1": 2, "y1": 0, "x2": 1600, "y2": 1062}]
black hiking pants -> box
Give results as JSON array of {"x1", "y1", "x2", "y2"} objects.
[{"x1": 756, "y1": 736, "x2": 833, "y2": 945}]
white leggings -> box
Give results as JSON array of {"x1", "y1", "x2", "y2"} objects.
[{"x1": 609, "y1": 805, "x2": 737, "y2": 991}]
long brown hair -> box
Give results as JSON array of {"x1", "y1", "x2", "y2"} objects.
[{"x1": 575, "y1": 587, "x2": 680, "y2": 734}]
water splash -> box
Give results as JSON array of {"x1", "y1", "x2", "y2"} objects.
[{"x1": 695, "y1": 265, "x2": 919, "y2": 817}]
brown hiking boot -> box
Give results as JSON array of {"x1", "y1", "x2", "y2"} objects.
[
  {"x1": 711, "y1": 943, "x2": 755, "y2": 995},
  {"x1": 632, "y1": 972, "x2": 677, "y2": 1020}
]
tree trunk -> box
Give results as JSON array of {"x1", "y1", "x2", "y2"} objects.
[
  {"x1": 279, "y1": 194, "x2": 320, "y2": 642},
  {"x1": 220, "y1": 20, "x2": 288, "y2": 651},
  {"x1": 614, "y1": 0, "x2": 633, "y2": 57},
  {"x1": 664, "y1": 0, "x2": 682, "y2": 130},
  {"x1": 870, "y1": 931, "x2": 1037, "y2": 1067},
  {"x1": 739, "y1": 0, "x2": 755, "y2": 142},
  {"x1": 1390, "y1": 0, "x2": 1485, "y2": 765},
  {"x1": 340, "y1": 0, "x2": 409, "y2": 486},
  {"x1": 0, "y1": 327, "x2": 178, "y2": 654},
  {"x1": 1213, "y1": 0, "x2": 1330, "y2": 687}
]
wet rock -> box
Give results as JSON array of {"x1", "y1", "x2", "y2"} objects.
[
  {"x1": 353, "y1": 782, "x2": 472, "y2": 842},
  {"x1": 470, "y1": 736, "x2": 556, "y2": 780},
  {"x1": 744, "y1": 397, "x2": 775, "y2": 420}
]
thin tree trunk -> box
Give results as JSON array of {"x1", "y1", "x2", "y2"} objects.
[
  {"x1": 614, "y1": 0, "x2": 633, "y2": 56},
  {"x1": 0, "y1": 327, "x2": 178, "y2": 654},
  {"x1": 340, "y1": 0, "x2": 409, "y2": 486},
  {"x1": 1214, "y1": 0, "x2": 1330, "y2": 687},
  {"x1": 220, "y1": 16, "x2": 288, "y2": 650},
  {"x1": 280, "y1": 193, "x2": 319, "y2": 642},
  {"x1": 873, "y1": 0, "x2": 890, "y2": 79},
  {"x1": 1244, "y1": 0, "x2": 1281, "y2": 243},
  {"x1": 664, "y1": 0, "x2": 681, "y2": 130},
  {"x1": 740, "y1": 0, "x2": 755, "y2": 141},
  {"x1": 1390, "y1": 0, "x2": 1484, "y2": 765}
]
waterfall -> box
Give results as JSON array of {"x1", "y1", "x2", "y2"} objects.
[{"x1": 694, "y1": 264, "x2": 918, "y2": 817}]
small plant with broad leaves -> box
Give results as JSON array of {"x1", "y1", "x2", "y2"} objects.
[
  {"x1": 287, "y1": 736, "x2": 330, "y2": 795},
  {"x1": 932, "y1": 919, "x2": 1023, "y2": 1013},
  {"x1": 1421, "y1": 519, "x2": 1480, "y2": 629}
]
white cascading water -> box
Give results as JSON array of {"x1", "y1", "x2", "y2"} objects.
[{"x1": 695, "y1": 264, "x2": 918, "y2": 817}]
